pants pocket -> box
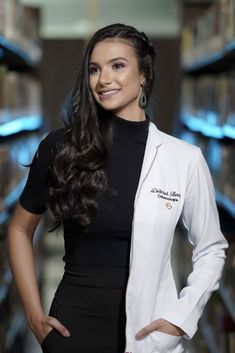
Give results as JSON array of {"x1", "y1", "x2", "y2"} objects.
[
  {"x1": 40, "y1": 297, "x2": 59, "y2": 351},
  {"x1": 41, "y1": 328, "x2": 56, "y2": 351}
]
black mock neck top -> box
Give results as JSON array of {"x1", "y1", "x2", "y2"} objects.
[{"x1": 19, "y1": 112, "x2": 150, "y2": 270}]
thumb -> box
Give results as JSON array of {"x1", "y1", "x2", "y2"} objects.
[
  {"x1": 47, "y1": 316, "x2": 70, "y2": 337},
  {"x1": 135, "y1": 320, "x2": 160, "y2": 339}
]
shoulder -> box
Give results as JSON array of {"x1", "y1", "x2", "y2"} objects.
[
  {"x1": 40, "y1": 126, "x2": 68, "y2": 145},
  {"x1": 34, "y1": 127, "x2": 68, "y2": 166},
  {"x1": 37, "y1": 127, "x2": 68, "y2": 154},
  {"x1": 151, "y1": 123, "x2": 201, "y2": 158}
]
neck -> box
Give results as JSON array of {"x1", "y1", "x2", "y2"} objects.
[{"x1": 110, "y1": 108, "x2": 146, "y2": 122}]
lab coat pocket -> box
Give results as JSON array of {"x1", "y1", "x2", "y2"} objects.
[{"x1": 147, "y1": 330, "x2": 183, "y2": 353}]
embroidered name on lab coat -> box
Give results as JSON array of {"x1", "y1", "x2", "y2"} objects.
[{"x1": 150, "y1": 188, "x2": 181, "y2": 202}]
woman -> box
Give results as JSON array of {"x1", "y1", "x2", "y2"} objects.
[{"x1": 7, "y1": 23, "x2": 228, "y2": 353}]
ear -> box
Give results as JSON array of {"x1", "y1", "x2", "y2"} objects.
[{"x1": 140, "y1": 74, "x2": 146, "y2": 86}]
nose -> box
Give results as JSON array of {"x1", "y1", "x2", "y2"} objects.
[{"x1": 98, "y1": 68, "x2": 112, "y2": 85}]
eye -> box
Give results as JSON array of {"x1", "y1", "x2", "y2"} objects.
[
  {"x1": 113, "y1": 62, "x2": 125, "y2": 70},
  {"x1": 88, "y1": 66, "x2": 99, "y2": 75}
]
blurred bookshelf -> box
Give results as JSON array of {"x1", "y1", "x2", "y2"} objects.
[
  {"x1": 0, "y1": 1, "x2": 45, "y2": 352},
  {"x1": 177, "y1": 0, "x2": 235, "y2": 352}
]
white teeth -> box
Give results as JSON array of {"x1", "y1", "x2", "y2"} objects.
[{"x1": 100, "y1": 90, "x2": 119, "y2": 96}]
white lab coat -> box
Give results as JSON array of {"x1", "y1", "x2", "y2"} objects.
[{"x1": 123, "y1": 121, "x2": 228, "y2": 353}]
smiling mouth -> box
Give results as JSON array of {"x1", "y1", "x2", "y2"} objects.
[{"x1": 98, "y1": 89, "x2": 120, "y2": 96}]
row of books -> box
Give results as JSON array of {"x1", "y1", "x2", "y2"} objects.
[
  {"x1": 182, "y1": 0, "x2": 235, "y2": 66},
  {"x1": 0, "y1": 65, "x2": 42, "y2": 123},
  {"x1": 181, "y1": 72, "x2": 235, "y2": 128},
  {"x1": 181, "y1": 131, "x2": 235, "y2": 206},
  {"x1": 0, "y1": 0, "x2": 40, "y2": 55},
  {"x1": 0, "y1": 133, "x2": 41, "y2": 212}
]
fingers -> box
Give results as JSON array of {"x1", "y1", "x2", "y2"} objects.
[
  {"x1": 135, "y1": 320, "x2": 160, "y2": 339},
  {"x1": 46, "y1": 316, "x2": 70, "y2": 337},
  {"x1": 135, "y1": 318, "x2": 185, "y2": 340}
]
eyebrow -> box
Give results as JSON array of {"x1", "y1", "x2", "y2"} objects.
[{"x1": 89, "y1": 57, "x2": 129, "y2": 65}]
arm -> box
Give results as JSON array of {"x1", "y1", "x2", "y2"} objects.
[
  {"x1": 7, "y1": 203, "x2": 45, "y2": 327},
  {"x1": 7, "y1": 202, "x2": 70, "y2": 344},
  {"x1": 160, "y1": 147, "x2": 229, "y2": 340}
]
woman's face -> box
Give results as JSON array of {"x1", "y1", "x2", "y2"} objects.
[{"x1": 88, "y1": 38, "x2": 145, "y2": 118}]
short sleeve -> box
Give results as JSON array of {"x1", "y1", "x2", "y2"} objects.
[{"x1": 19, "y1": 130, "x2": 61, "y2": 214}]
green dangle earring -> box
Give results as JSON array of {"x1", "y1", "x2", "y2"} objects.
[{"x1": 138, "y1": 84, "x2": 147, "y2": 108}]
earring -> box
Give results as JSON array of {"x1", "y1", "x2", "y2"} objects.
[{"x1": 138, "y1": 85, "x2": 147, "y2": 108}]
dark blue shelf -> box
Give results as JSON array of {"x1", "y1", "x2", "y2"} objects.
[
  {"x1": 182, "y1": 40, "x2": 235, "y2": 74},
  {"x1": 223, "y1": 123, "x2": 235, "y2": 139},
  {"x1": 183, "y1": 51, "x2": 223, "y2": 72},
  {"x1": 181, "y1": 113, "x2": 223, "y2": 139},
  {"x1": 0, "y1": 36, "x2": 40, "y2": 70},
  {"x1": 181, "y1": 113, "x2": 235, "y2": 140},
  {"x1": 0, "y1": 115, "x2": 42, "y2": 137}
]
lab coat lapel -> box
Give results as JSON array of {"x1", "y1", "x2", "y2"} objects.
[{"x1": 134, "y1": 121, "x2": 163, "y2": 208}]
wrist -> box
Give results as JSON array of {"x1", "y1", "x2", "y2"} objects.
[{"x1": 26, "y1": 309, "x2": 45, "y2": 329}]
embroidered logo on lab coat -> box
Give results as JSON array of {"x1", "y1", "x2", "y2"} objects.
[
  {"x1": 150, "y1": 188, "x2": 181, "y2": 202},
  {"x1": 165, "y1": 202, "x2": 172, "y2": 209}
]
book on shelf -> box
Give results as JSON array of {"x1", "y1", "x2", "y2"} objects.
[
  {"x1": 182, "y1": 0, "x2": 235, "y2": 66},
  {"x1": 221, "y1": 0, "x2": 235, "y2": 44},
  {"x1": 181, "y1": 72, "x2": 235, "y2": 127},
  {"x1": 0, "y1": 0, "x2": 41, "y2": 64},
  {"x1": 0, "y1": 65, "x2": 42, "y2": 123}
]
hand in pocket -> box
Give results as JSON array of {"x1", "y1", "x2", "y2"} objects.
[
  {"x1": 31, "y1": 314, "x2": 71, "y2": 345},
  {"x1": 135, "y1": 318, "x2": 185, "y2": 340}
]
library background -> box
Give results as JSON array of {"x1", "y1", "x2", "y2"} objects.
[{"x1": 0, "y1": 0, "x2": 234, "y2": 352}]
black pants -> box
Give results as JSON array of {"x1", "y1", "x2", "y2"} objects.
[{"x1": 40, "y1": 265, "x2": 128, "y2": 353}]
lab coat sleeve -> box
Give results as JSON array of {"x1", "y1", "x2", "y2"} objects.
[{"x1": 160, "y1": 147, "x2": 229, "y2": 340}]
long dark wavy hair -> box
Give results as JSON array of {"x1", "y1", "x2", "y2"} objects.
[{"x1": 46, "y1": 23, "x2": 156, "y2": 233}]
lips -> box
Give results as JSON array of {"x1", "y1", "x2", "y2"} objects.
[{"x1": 98, "y1": 89, "x2": 120, "y2": 96}]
